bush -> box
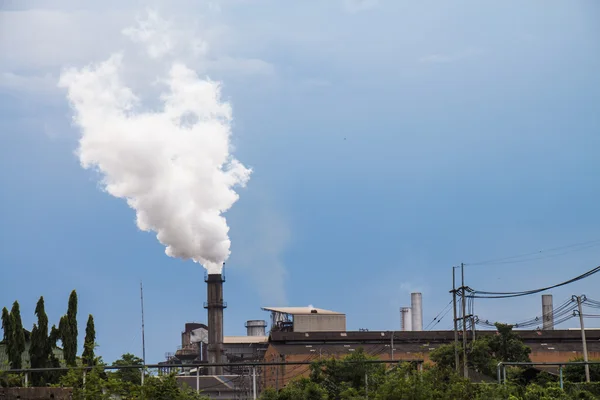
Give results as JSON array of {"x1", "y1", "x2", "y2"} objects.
[
  {"x1": 0, "y1": 371, "x2": 22, "y2": 388},
  {"x1": 564, "y1": 382, "x2": 600, "y2": 398}
]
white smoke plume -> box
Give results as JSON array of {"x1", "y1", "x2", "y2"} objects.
[{"x1": 58, "y1": 13, "x2": 251, "y2": 273}]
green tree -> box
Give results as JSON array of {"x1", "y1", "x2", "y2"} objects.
[
  {"x1": 143, "y1": 374, "x2": 208, "y2": 400},
  {"x1": 59, "y1": 290, "x2": 78, "y2": 366},
  {"x1": 563, "y1": 357, "x2": 600, "y2": 382},
  {"x1": 29, "y1": 296, "x2": 56, "y2": 385},
  {"x1": 82, "y1": 314, "x2": 96, "y2": 366},
  {"x1": 431, "y1": 323, "x2": 531, "y2": 378},
  {"x1": 488, "y1": 323, "x2": 531, "y2": 363},
  {"x1": 112, "y1": 353, "x2": 144, "y2": 385},
  {"x1": 10, "y1": 301, "x2": 26, "y2": 370},
  {"x1": 274, "y1": 378, "x2": 327, "y2": 400},
  {"x1": 430, "y1": 342, "x2": 459, "y2": 370},
  {"x1": 308, "y1": 348, "x2": 385, "y2": 399},
  {"x1": 1, "y1": 307, "x2": 15, "y2": 369}
]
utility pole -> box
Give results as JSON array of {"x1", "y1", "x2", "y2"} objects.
[
  {"x1": 390, "y1": 331, "x2": 395, "y2": 361},
  {"x1": 472, "y1": 300, "x2": 476, "y2": 342},
  {"x1": 452, "y1": 267, "x2": 459, "y2": 373},
  {"x1": 461, "y1": 263, "x2": 468, "y2": 378},
  {"x1": 575, "y1": 295, "x2": 590, "y2": 383}
]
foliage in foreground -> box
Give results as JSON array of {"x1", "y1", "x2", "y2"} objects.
[
  {"x1": 56, "y1": 365, "x2": 209, "y2": 400},
  {"x1": 430, "y1": 322, "x2": 532, "y2": 377},
  {"x1": 260, "y1": 347, "x2": 600, "y2": 400}
]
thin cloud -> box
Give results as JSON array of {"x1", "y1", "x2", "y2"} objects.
[
  {"x1": 419, "y1": 48, "x2": 485, "y2": 64},
  {"x1": 343, "y1": 0, "x2": 379, "y2": 13},
  {"x1": 419, "y1": 54, "x2": 454, "y2": 64}
]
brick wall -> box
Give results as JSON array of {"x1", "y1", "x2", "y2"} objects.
[{"x1": 0, "y1": 387, "x2": 73, "y2": 400}]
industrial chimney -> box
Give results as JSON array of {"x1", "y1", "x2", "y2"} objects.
[
  {"x1": 246, "y1": 320, "x2": 267, "y2": 336},
  {"x1": 411, "y1": 292, "x2": 423, "y2": 331},
  {"x1": 204, "y1": 273, "x2": 226, "y2": 375},
  {"x1": 400, "y1": 307, "x2": 412, "y2": 331},
  {"x1": 542, "y1": 294, "x2": 554, "y2": 330}
]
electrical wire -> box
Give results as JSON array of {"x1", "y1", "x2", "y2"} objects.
[
  {"x1": 424, "y1": 300, "x2": 453, "y2": 330},
  {"x1": 428, "y1": 305, "x2": 453, "y2": 331},
  {"x1": 474, "y1": 298, "x2": 578, "y2": 329},
  {"x1": 465, "y1": 239, "x2": 600, "y2": 267},
  {"x1": 469, "y1": 265, "x2": 600, "y2": 299}
]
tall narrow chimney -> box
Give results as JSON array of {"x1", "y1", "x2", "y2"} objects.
[
  {"x1": 400, "y1": 307, "x2": 412, "y2": 331},
  {"x1": 411, "y1": 292, "x2": 423, "y2": 331},
  {"x1": 205, "y1": 273, "x2": 226, "y2": 375},
  {"x1": 542, "y1": 294, "x2": 554, "y2": 330}
]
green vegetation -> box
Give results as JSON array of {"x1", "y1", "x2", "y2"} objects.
[
  {"x1": 3, "y1": 293, "x2": 600, "y2": 399},
  {"x1": 1, "y1": 301, "x2": 26, "y2": 370},
  {"x1": 261, "y1": 325, "x2": 598, "y2": 400},
  {"x1": 112, "y1": 353, "x2": 144, "y2": 386},
  {"x1": 82, "y1": 314, "x2": 96, "y2": 367},
  {"x1": 1, "y1": 292, "x2": 210, "y2": 399},
  {"x1": 430, "y1": 322, "x2": 531, "y2": 377},
  {"x1": 261, "y1": 355, "x2": 600, "y2": 400},
  {"x1": 59, "y1": 290, "x2": 79, "y2": 367},
  {"x1": 55, "y1": 362, "x2": 208, "y2": 400}
]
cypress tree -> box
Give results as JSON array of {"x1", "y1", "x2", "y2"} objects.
[
  {"x1": 82, "y1": 314, "x2": 96, "y2": 366},
  {"x1": 29, "y1": 297, "x2": 50, "y2": 372},
  {"x1": 30, "y1": 297, "x2": 61, "y2": 385},
  {"x1": 10, "y1": 301, "x2": 25, "y2": 369},
  {"x1": 1, "y1": 307, "x2": 15, "y2": 368},
  {"x1": 59, "y1": 290, "x2": 78, "y2": 366}
]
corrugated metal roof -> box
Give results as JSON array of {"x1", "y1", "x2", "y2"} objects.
[
  {"x1": 223, "y1": 336, "x2": 268, "y2": 344},
  {"x1": 262, "y1": 307, "x2": 344, "y2": 315}
]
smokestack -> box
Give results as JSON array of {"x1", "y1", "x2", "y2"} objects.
[
  {"x1": 205, "y1": 273, "x2": 226, "y2": 375},
  {"x1": 400, "y1": 307, "x2": 412, "y2": 331},
  {"x1": 411, "y1": 293, "x2": 423, "y2": 331},
  {"x1": 245, "y1": 320, "x2": 267, "y2": 336},
  {"x1": 542, "y1": 294, "x2": 554, "y2": 330}
]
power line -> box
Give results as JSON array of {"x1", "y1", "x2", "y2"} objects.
[
  {"x1": 470, "y1": 265, "x2": 600, "y2": 299},
  {"x1": 465, "y1": 239, "x2": 600, "y2": 267},
  {"x1": 424, "y1": 300, "x2": 453, "y2": 331},
  {"x1": 475, "y1": 298, "x2": 579, "y2": 329}
]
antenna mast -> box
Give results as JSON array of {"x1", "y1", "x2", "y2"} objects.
[{"x1": 141, "y1": 281, "x2": 146, "y2": 386}]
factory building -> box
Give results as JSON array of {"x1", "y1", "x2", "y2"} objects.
[
  {"x1": 262, "y1": 306, "x2": 346, "y2": 333},
  {"x1": 163, "y1": 321, "x2": 268, "y2": 374},
  {"x1": 262, "y1": 329, "x2": 600, "y2": 389},
  {"x1": 166, "y1": 277, "x2": 597, "y2": 397}
]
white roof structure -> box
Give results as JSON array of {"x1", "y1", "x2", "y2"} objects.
[
  {"x1": 261, "y1": 306, "x2": 344, "y2": 315},
  {"x1": 223, "y1": 336, "x2": 268, "y2": 344}
]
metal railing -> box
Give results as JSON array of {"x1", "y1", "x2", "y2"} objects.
[
  {"x1": 497, "y1": 361, "x2": 600, "y2": 389},
  {"x1": 1, "y1": 359, "x2": 424, "y2": 399}
]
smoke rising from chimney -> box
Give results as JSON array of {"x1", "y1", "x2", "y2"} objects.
[{"x1": 58, "y1": 12, "x2": 251, "y2": 273}]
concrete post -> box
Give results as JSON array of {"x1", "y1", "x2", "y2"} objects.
[
  {"x1": 253, "y1": 366, "x2": 257, "y2": 400},
  {"x1": 196, "y1": 367, "x2": 200, "y2": 393}
]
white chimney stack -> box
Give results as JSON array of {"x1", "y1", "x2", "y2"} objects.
[{"x1": 411, "y1": 292, "x2": 423, "y2": 331}]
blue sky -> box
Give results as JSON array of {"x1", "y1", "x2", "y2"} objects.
[{"x1": 1, "y1": 0, "x2": 600, "y2": 364}]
